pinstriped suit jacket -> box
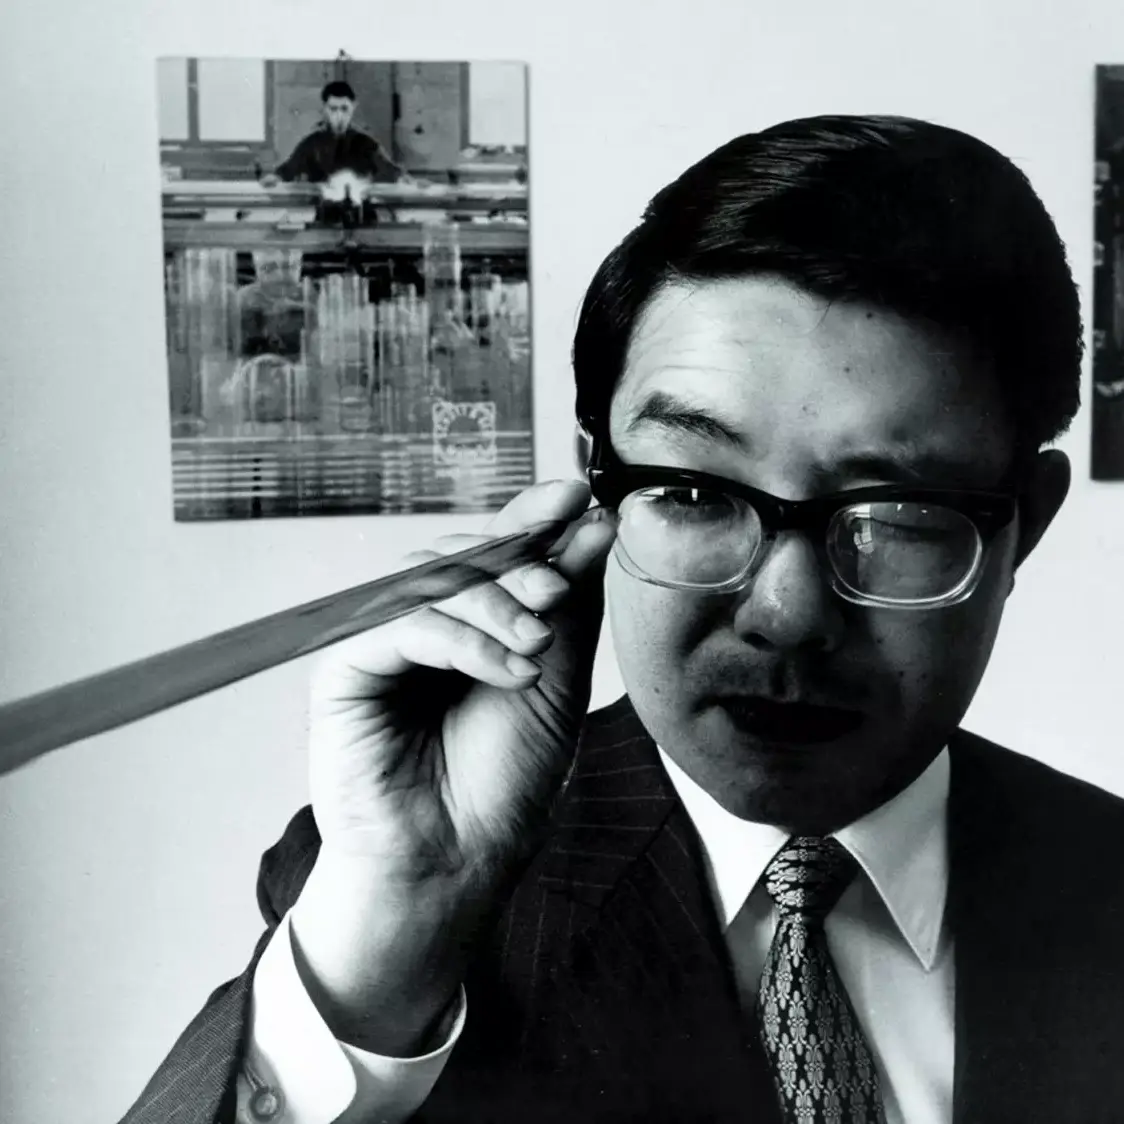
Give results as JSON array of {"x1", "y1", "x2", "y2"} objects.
[{"x1": 121, "y1": 695, "x2": 1124, "y2": 1123}]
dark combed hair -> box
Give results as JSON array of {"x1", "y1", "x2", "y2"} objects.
[
  {"x1": 321, "y1": 80, "x2": 357, "y2": 102},
  {"x1": 573, "y1": 115, "x2": 1083, "y2": 456}
]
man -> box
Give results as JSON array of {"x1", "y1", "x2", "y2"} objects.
[
  {"x1": 261, "y1": 80, "x2": 405, "y2": 186},
  {"x1": 122, "y1": 116, "x2": 1124, "y2": 1124}
]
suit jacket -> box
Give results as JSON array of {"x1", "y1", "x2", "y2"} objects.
[{"x1": 121, "y1": 695, "x2": 1124, "y2": 1123}]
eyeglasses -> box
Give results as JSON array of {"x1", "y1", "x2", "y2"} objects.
[{"x1": 587, "y1": 449, "x2": 1019, "y2": 610}]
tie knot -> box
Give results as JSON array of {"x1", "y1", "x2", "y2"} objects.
[{"x1": 762, "y1": 836, "x2": 857, "y2": 921}]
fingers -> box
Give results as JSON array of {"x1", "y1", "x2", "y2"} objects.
[
  {"x1": 314, "y1": 486, "x2": 617, "y2": 703},
  {"x1": 313, "y1": 600, "x2": 544, "y2": 709},
  {"x1": 316, "y1": 541, "x2": 557, "y2": 698},
  {"x1": 395, "y1": 513, "x2": 616, "y2": 649},
  {"x1": 502, "y1": 559, "x2": 572, "y2": 615},
  {"x1": 379, "y1": 537, "x2": 567, "y2": 669},
  {"x1": 372, "y1": 607, "x2": 545, "y2": 688},
  {"x1": 481, "y1": 478, "x2": 593, "y2": 539},
  {"x1": 405, "y1": 519, "x2": 617, "y2": 686},
  {"x1": 550, "y1": 511, "x2": 619, "y2": 584},
  {"x1": 430, "y1": 559, "x2": 557, "y2": 661}
]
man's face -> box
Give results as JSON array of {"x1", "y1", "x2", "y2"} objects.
[
  {"x1": 605, "y1": 275, "x2": 1036, "y2": 832},
  {"x1": 323, "y1": 96, "x2": 356, "y2": 134}
]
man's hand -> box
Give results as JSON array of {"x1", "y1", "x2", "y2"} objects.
[
  {"x1": 288, "y1": 479, "x2": 616, "y2": 1055},
  {"x1": 259, "y1": 172, "x2": 282, "y2": 188}
]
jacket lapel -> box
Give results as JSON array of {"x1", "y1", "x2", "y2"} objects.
[
  {"x1": 948, "y1": 732, "x2": 1076, "y2": 1124},
  {"x1": 535, "y1": 697, "x2": 782, "y2": 1122}
]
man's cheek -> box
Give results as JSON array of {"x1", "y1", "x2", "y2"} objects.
[
  {"x1": 609, "y1": 581, "x2": 682, "y2": 668},
  {"x1": 890, "y1": 622, "x2": 990, "y2": 716}
]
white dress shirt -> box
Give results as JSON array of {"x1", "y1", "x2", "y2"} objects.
[
  {"x1": 660, "y1": 746, "x2": 954, "y2": 1124},
  {"x1": 239, "y1": 748, "x2": 953, "y2": 1123}
]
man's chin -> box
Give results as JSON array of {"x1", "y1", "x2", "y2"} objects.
[{"x1": 678, "y1": 706, "x2": 885, "y2": 829}]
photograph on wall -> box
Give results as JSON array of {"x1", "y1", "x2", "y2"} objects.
[
  {"x1": 156, "y1": 57, "x2": 531, "y2": 520},
  {"x1": 1094, "y1": 65, "x2": 1124, "y2": 478}
]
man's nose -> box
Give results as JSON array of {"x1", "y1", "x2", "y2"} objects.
[{"x1": 731, "y1": 532, "x2": 845, "y2": 654}]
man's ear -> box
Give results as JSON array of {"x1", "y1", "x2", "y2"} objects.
[
  {"x1": 1013, "y1": 448, "x2": 1071, "y2": 569},
  {"x1": 573, "y1": 425, "x2": 594, "y2": 474}
]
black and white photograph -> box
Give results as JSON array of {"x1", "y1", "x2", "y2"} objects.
[
  {"x1": 10, "y1": 5, "x2": 1124, "y2": 1124},
  {"x1": 158, "y1": 57, "x2": 531, "y2": 519}
]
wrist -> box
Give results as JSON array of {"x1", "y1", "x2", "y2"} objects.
[{"x1": 286, "y1": 849, "x2": 488, "y2": 1055}]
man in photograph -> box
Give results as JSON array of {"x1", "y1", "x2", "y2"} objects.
[
  {"x1": 261, "y1": 79, "x2": 406, "y2": 186},
  {"x1": 123, "y1": 115, "x2": 1124, "y2": 1123}
]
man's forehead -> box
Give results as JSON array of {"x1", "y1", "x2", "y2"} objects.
[
  {"x1": 624, "y1": 276, "x2": 960, "y2": 372},
  {"x1": 609, "y1": 277, "x2": 1013, "y2": 484}
]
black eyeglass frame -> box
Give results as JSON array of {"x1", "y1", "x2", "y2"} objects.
[{"x1": 584, "y1": 433, "x2": 1021, "y2": 609}]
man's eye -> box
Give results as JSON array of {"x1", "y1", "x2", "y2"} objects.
[
  {"x1": 661, "y1": 487, "x2": 722, "y2": 506},
  {"x1": 650, "y1": 487, "x2": 736, "y2": 518},
  {"x1": 867, "y1": 518, "x2": 947, "y2": 541}
]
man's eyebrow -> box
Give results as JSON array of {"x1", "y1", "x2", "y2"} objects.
[
  {"x1": 624, "y1": 390, "x2": 749, "y2": 449},
  {"x1": 624, "y1": 393, "x2": 998, "y2": 486}
]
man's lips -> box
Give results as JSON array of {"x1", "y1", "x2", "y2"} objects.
[{"x1": 716, "y1": 697, "x2": 864, "y2": 745}]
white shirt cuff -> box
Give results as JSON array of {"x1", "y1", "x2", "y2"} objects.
[{"x1": 237, "y1": 912, "x2": 466, "y2": 1124}]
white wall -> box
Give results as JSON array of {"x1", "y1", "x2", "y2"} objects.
[{"x1": 1, "y1": 1, "x2": 1122, "y2": 1119}]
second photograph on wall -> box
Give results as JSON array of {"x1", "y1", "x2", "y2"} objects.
[
  {"x1": 157, "y1": 57, "x2": 531, "y2": 520},
  {"x1": 1095, "y1": 64, "x2": 1124, "y2": 479}
]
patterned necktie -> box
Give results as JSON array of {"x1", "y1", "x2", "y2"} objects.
[{"x1": 756, "y1": 836, "x2": 886, "y2": 1124}]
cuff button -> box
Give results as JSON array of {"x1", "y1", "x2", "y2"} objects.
[{"x1": 248, "y1": 1085, "x2": 284, "y2": 1121}]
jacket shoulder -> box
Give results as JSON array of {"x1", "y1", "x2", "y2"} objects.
[
  {"x1": 953, "y1": 728, "x2": 1124, "y2": 825},
  {"x1": 345, "y1": 127, "x2": 380, "y2": 147},
  {"x1": 291, "y1": 128, "x2": 324, "y2": 149},
  {"x1": 951, "y1": 728, "x2": 1124, "y2": 882}
]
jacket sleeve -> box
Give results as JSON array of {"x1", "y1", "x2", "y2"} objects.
[
  {"x1": 362, "y1": 135, "x2": 405, "y2": 182},
  {"x1": 117, "y1": 807, "x2": 323, "y2": 1124},
  {"x1": 275, "y1": 136, "x2": 315, "y2": 182}
]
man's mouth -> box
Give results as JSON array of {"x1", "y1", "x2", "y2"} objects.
[{"x1": 717, "y1": 698, "x2": 864, "y2": 745}]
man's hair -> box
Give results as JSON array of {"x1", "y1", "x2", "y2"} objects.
[
  {"x1": 573, "y1": 115, "x2": 1083, "y2": 457},
  {"x1": 321, "y1": 80, "x2": 357, "y2": 102}
]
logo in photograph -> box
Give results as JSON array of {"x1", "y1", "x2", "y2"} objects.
[{"x1": 432, "y1": 400, "x2": 498, "y2": 466}]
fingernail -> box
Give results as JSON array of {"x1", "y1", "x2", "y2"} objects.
[
  {"x1": 506, "y1": 652, "x2": 540, "y2": 677},
  {"x1": 528, "y1": 566, "x2": 568, "y2": 599},
  {"x1": 515, "y1": 614, "x2": 551, "y2": 641}
]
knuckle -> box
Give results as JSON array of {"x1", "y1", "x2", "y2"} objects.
[
  {"x1": 401, "y1": 547, "x2": 441, "y2": 567},
  {"x1": 397, "y1": 606, "x2": 447, "y2": 649},
  {"x1": 432, "y1": 533, "x2": 485, "y2": 555},
  {"x1": 463, "y1": 626, "x2": 499, "y2": 663},
  {"x1": 443, "y1": 577, "x2": 504, "y2": 618}
]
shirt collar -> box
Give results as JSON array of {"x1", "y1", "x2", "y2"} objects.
[{"x1": 657, "y1": 746, "x2": 950, "y2": 971}]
